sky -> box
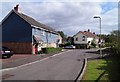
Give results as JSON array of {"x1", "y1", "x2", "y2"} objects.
[{"x1": 1, "y1": 0, "x2": 119, "y2": 36}]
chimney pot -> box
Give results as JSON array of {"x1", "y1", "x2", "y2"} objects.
[
  {"x1": 88, "y1": 29, "x2": 90, "y2": 32},
  {"x1": 14, "y1": 4, "x2": 19, "y2": 12},
  {"x1": 93, "y1": 32, "x2": 95, "y2": 34}
]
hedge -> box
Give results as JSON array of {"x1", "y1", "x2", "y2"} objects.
[{"x1": 42, "y1": 47, "x2": 62, "y2": 54}]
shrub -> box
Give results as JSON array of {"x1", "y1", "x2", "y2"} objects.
[
  {"x1": 111, "y1": 44, "x2": 120, "y2": 56},
  {"x1": 42, "y1": 47, "x2": 62, "y2": 54},
  {"x1": 91, "y1": 42, "x2": 96, "y2": 48},
  {"x1": 105, "y1": 43, "x2": 114, "y2": 47},
  {"x1": 59, "y1": 42, "x2": 71, "y2": 47}
]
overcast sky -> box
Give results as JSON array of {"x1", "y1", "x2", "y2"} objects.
[{"x1": 1, "y1": 0, "x2": 119, "y2": 36}]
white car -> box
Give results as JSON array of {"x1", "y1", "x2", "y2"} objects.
[{"x1": 64, "y1": 45, "x2": 76, "y2": 49}]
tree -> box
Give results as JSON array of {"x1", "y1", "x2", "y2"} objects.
[
  {"x1": 110, "y1": 30, "x2": 120, "y2": 55},
  {"x1": 66, "y1": 36, "x2": 74, "y2": 45},
  {"x1": 58, "y1": 31, "x2": 65, "y2": 38},
  {"x1": 111, "y1": 30, "x2": 120, "y2": 43}
]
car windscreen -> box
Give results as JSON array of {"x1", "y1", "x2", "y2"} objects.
[{"x1": 2, "y1": 46, "x2": 9, "y2": 50}]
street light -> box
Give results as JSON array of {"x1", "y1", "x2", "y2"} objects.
[{"x1": 93, "y1": 16, "x2": 102, "y2": 57}]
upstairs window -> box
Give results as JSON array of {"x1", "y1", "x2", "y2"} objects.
[
  {"x1": 82, "y1": 36, "x2": 85, "y2": 41},
  {"x1": 76, "y1": 37, "x2": 78, "y2": 41},
  {"x1": 82, "y1": 36, "x2": 85, "y2": 38}
]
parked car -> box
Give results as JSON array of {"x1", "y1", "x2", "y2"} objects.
[
  {"x1": 0, "y1": 46, "x2": 13, "y2": 58},
  {"x1": 64, "y1": 45, "x2": 76, "y2": 49}
]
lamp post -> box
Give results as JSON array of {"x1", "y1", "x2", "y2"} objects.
[{"x1": 93, "y1": 16, "x2": 102, "y2": 57}]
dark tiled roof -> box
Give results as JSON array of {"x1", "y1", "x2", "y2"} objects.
[{"x1": 13, "y1": 10, "x2": 57, "y2": 33}]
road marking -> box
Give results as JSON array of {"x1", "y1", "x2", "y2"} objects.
[{"x1": 1, "y1": 50, "x2": 72, "y2": 72}]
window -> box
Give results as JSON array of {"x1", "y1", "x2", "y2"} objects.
[
  {"x1": 82, "y1": 38, "x2": 85, "y2": 41},
  {"x1": 76, "y1": 37, "x2": 78, "y2": 41},
  {"x1": 32, "y1": 28, "x2": 35, "y2": 35},
  {"x1": 35, "y1": 28, "x2": 37, "y2": 34},
  {"x1": 82, "y1": 36, "x2": 85, "y2": 38},
  {"x1": 50, "y1": 33, "x2": 52, "y2": 37},
  {"x1": 82, "y1": 36, "x2": 85, "y2": 41},
  {"x1": 41, "y1": 30, "x2": 45, "y2": 36}
]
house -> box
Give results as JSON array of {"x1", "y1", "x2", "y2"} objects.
[
  {"x1": 1, "y1": 5, "x2": 59, "y2": 54},
  {"x1": 73, "y1": 29, "x2": 99, "y2": 48},
  {"x1": 58, "y1": 34, "x2": 63, "y2": 45}
]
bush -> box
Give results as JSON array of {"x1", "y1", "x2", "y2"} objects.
[
  {"x1": 111, "y1": 44, "x2": 120, "y2": 55},
  {"x1": 42, "y1": 47, "x2": 62, "y2": 54},
  {"x1": 91, "y1": 42, "x2": 96, "y2": 48},
  {"x1": 105, "y1": 43, "x2": 114, "y2": 47},
  {"x1": 59, "y1": 42, "x2": 71, "y2": 47}
]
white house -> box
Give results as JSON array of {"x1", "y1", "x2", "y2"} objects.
[
  {"x1": 58, "y1": 34, "x2": 63, "y2": 45},
  {"x1": 73, "y1": 29, "x2": 99, "y2": 48}
]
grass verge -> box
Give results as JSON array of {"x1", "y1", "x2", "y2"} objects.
[{"x1": 82, "y1": 57, "x2": 120, "y2": 81}]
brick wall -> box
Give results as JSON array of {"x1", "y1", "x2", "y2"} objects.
[{"x1": 2, "y1": 42, "x2": 32, "y2": 54}]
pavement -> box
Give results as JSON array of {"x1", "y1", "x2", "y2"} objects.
[
  {"x1": 1, "y1": 53, "x2": 63, "y2": 69},
  {"x1": 1, "y1": 49, "x2": 101, "y2": 80}
]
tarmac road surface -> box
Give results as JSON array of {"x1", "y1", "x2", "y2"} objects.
[{"x1": 2, "y1": 49, "x2": 99, "y2": 80}]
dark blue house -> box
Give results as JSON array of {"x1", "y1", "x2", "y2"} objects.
[{"x1": 1, "y1": 5, "x2": 58, "y2": 54}]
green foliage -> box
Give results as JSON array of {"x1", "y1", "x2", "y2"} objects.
[
  {"x1": 111, "y1": 44, "x2": 120, "y2": 55},
  {"x1": 103, "y1": 30, "x2": 120, "y2": 55},
  {"x1": 82, "y1": 58, "x2": 120, "y2": 81},
  {"x1": 109, "y1": 30, "x2": 120, "y2": 56},
  {"x1": 82, "y1": 59, "x2": 108, "y2": 80},
  {"x1": 91, "y1": 41, "x2": 96, "y2": 48},
  {"x1": 91, "y1": 38, "x2": 96, "y2": 48},
  {"x1": 58, "y1": 31, "x2": 65, "y2": 38},
  {"x1": 45, "y1": 47, "x2": 62, "y2": 54},
  {"x1": 59, "y1": 42, "x2": 71, "y2": 47},
  {"x1": 105, "y1": 43, "x2": 114, "y2": 47}
]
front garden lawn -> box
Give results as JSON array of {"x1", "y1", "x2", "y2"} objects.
[{"x1": 82, "y1": 57, "x2": 119, "y2": 81}]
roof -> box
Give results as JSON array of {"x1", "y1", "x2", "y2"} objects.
[
  {"x1": 2, "y1": 9, "x2": 57, "y2": 34},
  {"x1": 73, "y1": 31, "x2": 99, "y2": 39}
]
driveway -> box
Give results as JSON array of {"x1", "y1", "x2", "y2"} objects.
[{"x1": 2, "y1": 49, "x2": 100, "y2": 80}]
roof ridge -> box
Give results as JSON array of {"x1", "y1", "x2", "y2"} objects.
[{"x1": 74, "y1": 30, "x2": 99, "y2": 39}]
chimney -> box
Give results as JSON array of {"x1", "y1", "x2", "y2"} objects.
[
  {"x1": 88, "y1": 29, "x2": 90, "y2": 32},
  {"x1": 14, "y1": 4, "x2": 19, "y2": 12},
  {"x1": 93, "y1": 32, "x2": 95, "y2": 34}
]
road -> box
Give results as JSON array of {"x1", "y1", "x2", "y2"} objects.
[{"x1": 2, "y1": 49, "x2": 99, "y2": 80}]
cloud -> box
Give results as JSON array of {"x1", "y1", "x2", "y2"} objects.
[
  {"x1": 1, "y1": 0, "x2": 119, "y2": 2},
  {"x1": 102, "y1": 8, "x2": 118, "y2": 33},
  {"x1": 21, "y1": 2, "x2": 102, "y2": 35},
  {"x1": 1, "y1": 1, "x2": 118, "y2": 36}
]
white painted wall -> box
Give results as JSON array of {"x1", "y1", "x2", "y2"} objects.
[
  {"x1": 74, "y1": 33, "x2": 88, "y2": 44},
  {"x1": 58, "y1": 34, "x2": 62, "y2": 44},
  {"x1": 73, "y1": 32, "x2": 99, "y2": 45},
  {"x1": 87, "y1": 37, "x2": 93, "y2": 44}
]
